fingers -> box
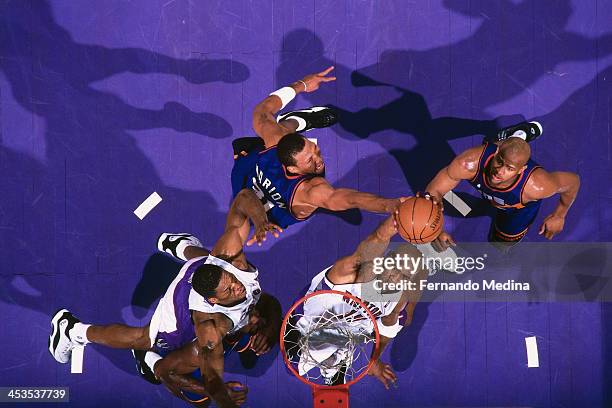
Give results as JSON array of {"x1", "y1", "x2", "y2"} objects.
[
  {"x1": 384, "y1": 364, "x2": 397, "y2": 383},
  {"x1": 446, "y1": 234, "x2": 457, "y2": 247},
  {"x1": 318, "y1": 65, "x2": 335, "y2": 76},
  {"x1": 270, "y1": 224, "x2": 283, "y2": 238},
  {"x1": 246, "y1": 234, "x2": 257, "y2": 247},
  {"x1": 249, "y1": 334, "x2": 270, "y2": 355},
  {"x1": 431, "y1": 239, "x2": 443, "y2": 252}
]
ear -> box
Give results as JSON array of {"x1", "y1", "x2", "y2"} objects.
[
  {"x1": 207, "y1": 297, "x2": 218, "y2": 304},
  {"x1": 519, "y1": 165, "x2": 527, "y2": 174},
  {"x1": 286, "y1": 165, "x2": 299, "y2": 174}
]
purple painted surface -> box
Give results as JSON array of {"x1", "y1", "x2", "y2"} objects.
[{"x1": 1, "y1": 0, "x2": 611, "y2": 407}]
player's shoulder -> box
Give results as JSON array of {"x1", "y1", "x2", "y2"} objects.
[
  {"x1": 457, "y1": 144, "x2": 486, "y2": 165},
  {"x1": 297, "y1": 176, "x2": 329, "y2": 192},
  {"x1": 523, "y1": 167, "x2": 553, "y2": 199},
  {"x1": 450, "y1": 144, "x2": 486, "y2": 175}
]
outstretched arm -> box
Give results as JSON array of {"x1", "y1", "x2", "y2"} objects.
[
  {"x1": 192, "y1": 312, "x2": 236, "y2": 408},
  {"x1": 153, "y1": 341, "x2": 248, "y2": 406},
  {"x1": 297, "y1": 177, "x2": 402, "y2": 214},
  {"x1": 426, "y1": 145, "x2": 483, "y2": 252},
  {"x1": 211, "y1": 189, "x2": 281, "y2": 268},
  {"x1": 326, "y1": 215, "x2": 398, "y2": 284},
  {"x1": 425, "y1": 145, "x2": 483, "y2": 200},
  {"x1": 252, "y1": 67, "x2": 336, "y2": 147},
  {"x1": 524, "y1": 169, "x2": 580, "y2": 239}
]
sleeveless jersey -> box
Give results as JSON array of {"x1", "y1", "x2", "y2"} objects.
[
  {"x1": 231, "y1": 145, "x2": 315, "y2": 228},
  {"x1": 188, "y1": 255, "x2": 261, "y2": 334},
  {"x1": 304, "y1": 267, "x2": 398, "y2": 324},
  {"x1": 469, "y1": 142, "x2": 542, "y2": 211}
]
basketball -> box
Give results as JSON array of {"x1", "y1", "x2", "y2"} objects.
[{"x1": 395, "y1": 197, "x2": 443, "y2": 244}]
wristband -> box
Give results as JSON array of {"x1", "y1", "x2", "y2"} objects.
[
  {"x1": 144, "y1": 351, "x2": 163, "y2": 373},
  {"x1": 376, "y1": 318, "x2": 403, "y2": 338},
  {"x1": 269, "y1": 86, "x2": 296, "y2": 110}
]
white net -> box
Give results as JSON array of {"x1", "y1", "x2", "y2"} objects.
[{"x1": 282, "y1": 291, "x2": 377, "y2": 386}]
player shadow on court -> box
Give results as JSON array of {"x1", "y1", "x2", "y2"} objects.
[
  {"x1": 0, "y1": 0, "x2": 252, "y2": 381},
  {"x1": 276, "y1": 6, "x2": 612, "y2": 216},
  {"x1": 276, "y1": 29, "x2": 509, "y2": 221}
]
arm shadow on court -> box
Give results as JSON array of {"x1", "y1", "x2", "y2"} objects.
[
  {"x1": 276, "y1": 22, "x2": 611, "y2": 219},
  {"x1": 275, "y1": 29, "x2": 520, "y2": 215}
]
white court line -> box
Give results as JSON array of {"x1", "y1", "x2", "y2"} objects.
[
  {"x1": 134, "y1": 192, "x2": 162, "y2": 220},
  {"x1": 525, "y1": 336, "x2": 539, "y2": 368},
  {"x1": 71, "y1": 345, "x2": 84, "y2": 374},
  {"x1": 443, "y1": 190, "x2": 471, "y2": 216},
  {"x1": 307, "y1": 138, "x2": 317, "y2": 145}
]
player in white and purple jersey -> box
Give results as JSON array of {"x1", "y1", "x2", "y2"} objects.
[{"x1": 48, "y1": 189, "x2": 282, "y2": 407}]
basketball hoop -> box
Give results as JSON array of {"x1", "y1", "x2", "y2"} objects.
[{"x1": 280, "y1": 290, "x2": 380, "y2": 408}]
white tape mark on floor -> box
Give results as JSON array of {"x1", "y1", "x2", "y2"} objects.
[
  {"x1": 443, "y1": 190, "x2": 471, "y2": 216},
  {"x1": 307, "y1": 138, "x2": 317, "y2": 145},
  {"x1": 134, "y1": 192, "x2": 162, "y2": 220},
  {"x1": 525, "y1": 336, "x2": 539, "y2": 367},
  {"x1": 71, "y1": 345, "x2": 84, "y2": 374}
]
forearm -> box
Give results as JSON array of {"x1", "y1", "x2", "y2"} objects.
[
  {"x1": 254, "y1": 82, "x2": 306, "y2": 117},
  {"x1": 229, "y1": 189, "x2": 267, "y2": 229},
  {"x1": 426, "y1": 167, "x2": 460, "y2": 200},
  {"x1": 353, "y1": 218, "x2": 396, "y2": 264},
  {"x1": 166, "y1": 372, "x2": 208, "y2": 396},
  {"x1": 200, "y1": 350, "x2": 234, "y2": 408},
  {"x1": 371, "y1": 335, "x2": 392, "y2": 362},
  {"x1": 328, "y1": 188, "x2": 397, "y2": 213}
]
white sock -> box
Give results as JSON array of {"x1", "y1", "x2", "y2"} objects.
[
  {"x1": 510, "y1": 130, "x2": 527, "y2": 140},
  {"x1": 283, "y1": 116, "x2": 307, "y2": 132},
  {"x1": 175, "y1": 238, "x2": 202, "y2": 261},
  {"x1": 144, "y1": 351, "x2": 163, "y2": 373},
  {"x1": 69, "y1": 323, "x2": 91, "y2": 345}
]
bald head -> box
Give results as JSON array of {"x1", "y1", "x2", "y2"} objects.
[{"x1": 498, "y1": 138, "x2": 531, "y2": 167}]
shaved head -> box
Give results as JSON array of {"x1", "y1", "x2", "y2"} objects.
[{"x1": 498, "y1": 138, "x2": 531, "y2": 167}]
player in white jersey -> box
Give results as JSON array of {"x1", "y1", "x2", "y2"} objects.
[
  {"x1": 292, "y1": 213, "x2": 428, "y2": 389},
  {"x1": 48, "y1": 189, "x2": 282, "y2": 408}
]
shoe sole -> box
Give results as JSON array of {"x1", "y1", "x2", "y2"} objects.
[
  {"x1": 157, "y1": 233, "x2": 194, "y2": 253},
  {"x1": 276, "y1": 106, "x2": 328, "y2": 123},
  {"x1": 156, "y1": 233, "x2": 169, "y2": 252},
  {"x1": 530, "y1": 121, "x2": 543, "y2": 136},
  {"x1": 49, "y1": 308, "x2": 69, "y2": 363}
]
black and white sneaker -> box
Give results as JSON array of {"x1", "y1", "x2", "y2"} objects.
[
  {"x1": 132, "y1": 349, "x2": 162, "y2": 385},
  {"x1": 48, "y1": 309, "x2": 80, "y2": 364},
  {"x1": 157, "y1": 233, "x2": 203, "y2": 262},
  {"x1": 494, "y1": 121, "x2": 543, "y2": 143},
  {"x1": 277, "y1": 106, "x2": 338, "y2": 133}
]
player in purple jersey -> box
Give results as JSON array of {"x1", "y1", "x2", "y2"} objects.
[
  {"x1": 48, "y1": 189, "x2": 282, "y2": 408},
  {"x1": 425, "y1": 133, "x2": 580, "y2": 249},
  {"x1": 232, "y1": 67, "x2": 406, "y2": 229}
]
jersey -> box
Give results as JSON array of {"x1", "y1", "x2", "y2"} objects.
[
  {"x1": 468, "y1": 142, "x2": 543, "y2": 238},
  {"x1": 304, "y1": 267, "x2": 398, "y2": 324},
  {"x1": 188, "y1": 255, "x2": 261, "y2": 335},
  {"x1": 469, "y1": 142, "x2": 542, "y2": 210},
  {"x1": 231, "y1": 145, "x2": 315, "y2": 228},
  {"x1": 150, "y1": 255, "x2": 260, "y2": 353},
  {"x1": 294, "y1": 268, "x2": 401, "y2": 377}
]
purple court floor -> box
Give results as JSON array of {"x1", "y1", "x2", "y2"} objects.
[{"x1": 1, "y1": 0, "x2": 612, "y2": 407}]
